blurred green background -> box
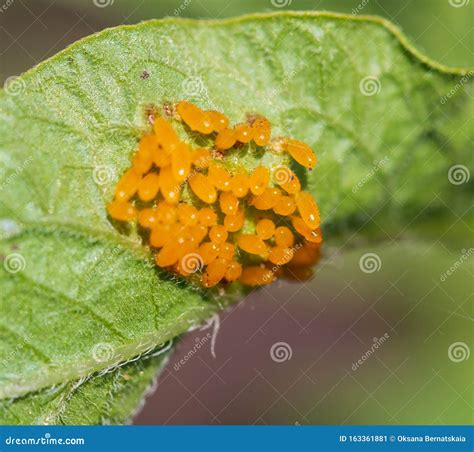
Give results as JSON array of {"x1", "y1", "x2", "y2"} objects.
[{"x1": 1, "y1": 0, "x2": 472, "y2": 425}]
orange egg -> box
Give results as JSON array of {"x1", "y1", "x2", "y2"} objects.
[
  {"x1": 268, "y1": 246, "x2": 294, "y2": 266},
  {"x1": 218, "y1": 242, "x2": 235, "y2": 260},
  {"x1": 159, "y1": 166, "x2": 181, "y2": 204},
  {"x1": 230, "y1": 171, "x2": 250, "y2": 198},
  {"x1": 177, "y1": 203, "x2": 198, "y2": 226},
  {"x1": 295, "y1": 191, "x2": 320, "y2": 229},
  {"x1": 208, "y1": 110, "x2": 229, "y2": 132},
  {"x1": 274, "y1": 226, "x2": 295, "y2": 247},
  {"x1": 157, "y1": 202, "x2": 177, "y2": 225},
  {"x1": 251, "y1": 117, "x2": 271, "y2": 146},
  {"x1": 137, "y1": 173, "x2": 160, "y2": 202},
  {"x1": 209, "y1": 225, "x2": 228, "y2": 244},
  {"x1": 237, "y1": 234, "x2": 268, "y2": 255},
  {"x1": 239, "y1": 265, "x2": 275, "y2": 286},
  {"x1": 114, "y1": 168, "x2": 140, "y2": 201},
  {"x1": 171, "y1": 143, "x2": 191, "y2": 182},
  {"x1": 198, "y1": 242, "x2": 219, "y2": 265},
  {"x1": 149, "y1": 224, "x2": 172, "y2": 248},
  {"x1": 219, "y1": 191, "x2": 239, "y2": 215},
  {"x1": 291, "y1": 216, "x2": 322, "y2": 243},
  {"x1": 138, "y1": 207, "x2": 159, "y2": 229},
  {"x1": 198, "y1": 207, "x2": 217, "y2": 226},
  {"x1": 192, "y1": 148, "x2": 211, "y2": 170},
  {"x1": 252, "y1": 187, "x2": 281, "y2": 210},
  {"x1": 224, "y1": 209, "x2": 245, "y2": 232},
  {"x1": 273, "y1": 195, "x2": 296, "y2": 216},
  {"x1": 225, "y1": 260, "x2": 242, "y2": 282},
  {"x1": 107, "y1": 200, "x2": 137, "y2": 222},
  {"x1": 284, "y1": 139, "x2": 317, "y2": 169},
  {"x1": 215, "y1": 128, "x2": 237, "y2": 150},
  {"x1": 255, "y1": 219, "x2": 275, "y2": 240},
  {"x1": 234, "y1": 123, "x2": 253, "y2": 143},
  {"x1": 189, "y1": 173, "x2": 217, "y2": 204},
  {"x1": 208, "y1": 164, "x2": 232, "y2": 191},
  {"x1": 202, "y1": 257, "x2": 229, "y2": 287},
  {"x1": 249, "y1": 166, "x2": 270, "y2": 195}
]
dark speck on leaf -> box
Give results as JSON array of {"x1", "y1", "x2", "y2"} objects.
[{"x1": 141, "y1": 70, "x2": 150, "y2": 80}]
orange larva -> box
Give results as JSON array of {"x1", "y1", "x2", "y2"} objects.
[
  {"x1": 234, "y1": 123, "x2": 253, "y2": 143},
  {"x1": 198, "y1": 242, "x2": 219, "y2": 265},
  {"x1": 171, "y1": 143, "x2": 191, "y2": 182},
  {"x1": 252, "y1": 187, "x2": 281, "y2": 210},
  {"x1": 237, "y1": 234, "x2": 268, "y2": 255},
  {"x1": 218, "y1": 242, "x2": 235, "y2": 260},
  {"x1": 249, "y1": 166, "x2": 270, "y2": 196},
  {"x1": 177, "y1": 203, "x2": 198, "y2": 226},
  {"x1": 268, "y1": 246, "x2": 294, "y2": 266},
  {"x1": 189, "y1": 173, "x2": 217, "y2": 204},
  {"x1": 107, "y1": 200, "x2": 137, "y2": 222},
  {"x1": 224, "y1": 208, "x2": 245, "y2": 232},
  {"x1": 138, "y1": 207, "x2": 159, "y2": 229},
  {"x1": 208, "y1": 164, "x2": 232, "y2": 191},
  {"x1": 255, "y1": 219, "x2": 275, "y2": 240},
  {"x1": 215, "y1": 128, "x2": 237, "y2": 150},
  {"x1": 230, "y1": 171, "x2": 249, "y2": 198},
  {"x1": 137, "y1": 173, "x2": 160, "y2": 202},
  {"x1": 225, "y1": 260, "x2": 242, "y2": 282},
  {"x1": 273, "y1": 195, "x2": 296, "y2": 216},
  {"x1": 198, "y1": 207, "x2": 217, "y2": 226},
  {"x1": 251, "y1": 117, "x2": 271, "y2": 146},
  {"x1": 239, "y1": 265, "x2": 274, "y2": 286},
  {"x1": 219, "y1": 191, "x2": 239, "y2": 215},
  {"x1": 274, "y1": 226, "x2": 295, "y2": 248},
  {"x1": 208, "y1": 110, "x2": 229, "y2": 132},
  {"x1": 159, "y1": 166, "x2": 181, "y2": 204},
  {"x1": 202, "y1": 257, "x2": 229, "y2": 287},
  {"x1": 284, "y1": 139, "x2": 317, "y2": 169},
  {"x1": 209, "y1": 224, "x2": 228, "y2": 244},
  {"x1": 114, "y1": 168, "x2": 140, "y2": 201},
  {"x1": 295, "y1": 191, "x2": 320, "y2": 229}
]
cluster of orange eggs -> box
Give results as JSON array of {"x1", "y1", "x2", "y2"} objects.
[{"x1": 107, "y1": 101, "x2": 322, "y2": 287}]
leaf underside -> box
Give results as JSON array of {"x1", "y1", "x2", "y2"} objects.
[{"x1": 0, "y1": 12, "x2": 472, "y2": 424}]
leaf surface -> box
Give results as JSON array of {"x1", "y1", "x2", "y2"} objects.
[{"x1": 0, "y1": 12, "x2": 472, "y2": 422}]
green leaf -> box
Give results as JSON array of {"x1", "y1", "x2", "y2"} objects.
[
  {"x1": 0, "y1": 350, "x2": 170, "y2": 425},
  {"x1": 0, "y1": 12, "x2": 472, "y2": 422}
]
